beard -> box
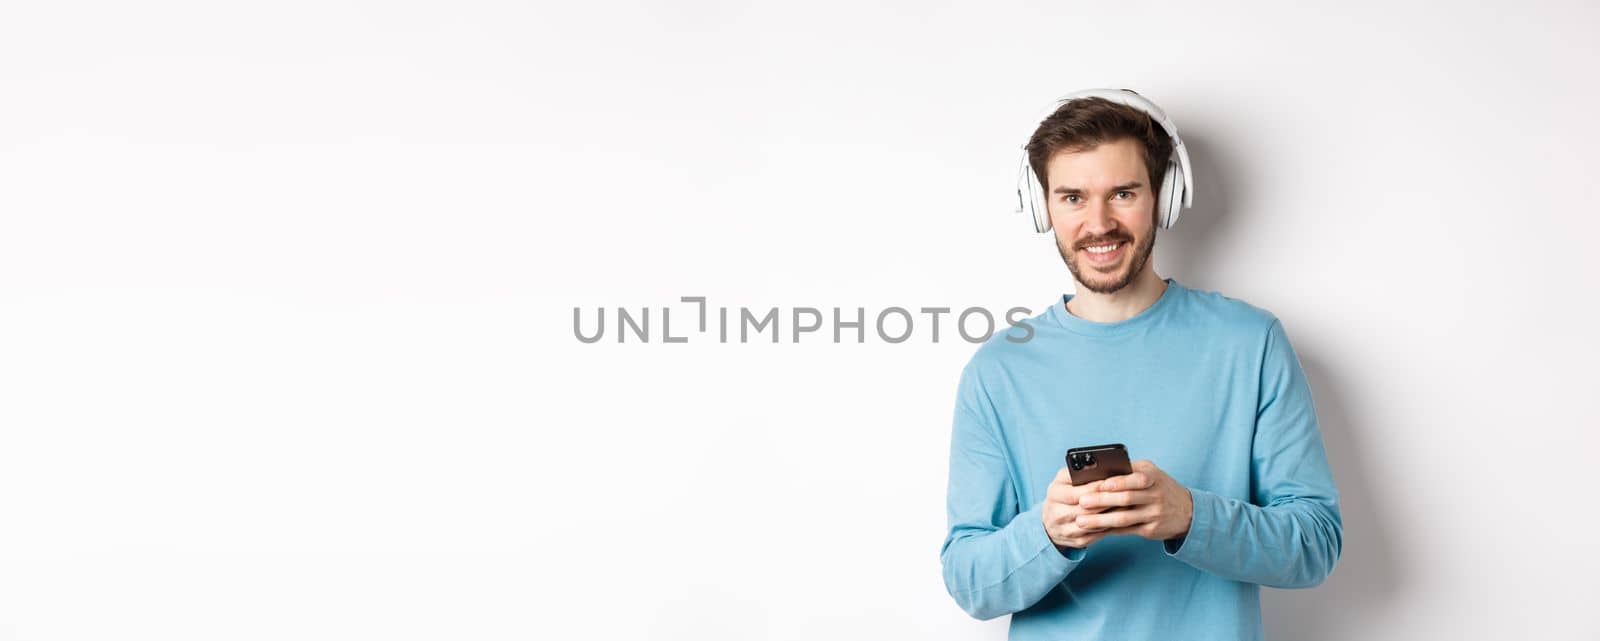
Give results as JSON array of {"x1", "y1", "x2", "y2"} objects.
[{"x1": 1056, "y1": 223, "x2": 1157, "y2": 295}]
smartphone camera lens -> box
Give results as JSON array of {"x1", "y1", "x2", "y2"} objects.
[{"x1": 1069, "y1": 452, "x2": 1094, "y2": 471}]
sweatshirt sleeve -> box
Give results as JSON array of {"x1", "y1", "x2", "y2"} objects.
[
  {"x1": 1161, "y1": 317, "x2": 1344, "y2": 588},
  {"x1": 940, "y1": 363, "x2": 1083, "y2": 620}
]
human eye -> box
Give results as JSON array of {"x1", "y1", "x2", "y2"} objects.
[
  {"x1": 1114, "y1": 190, "x2": 1134, "y2": 200},
  {"x1": 1063, "y1": 194, "x2": 1080, "y2": 204}
]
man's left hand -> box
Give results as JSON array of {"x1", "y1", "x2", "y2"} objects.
[{"x1": 1073, "y1": 459, "x2": 1194, "y2": 542}]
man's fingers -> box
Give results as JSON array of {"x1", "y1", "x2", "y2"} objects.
[
  {"x1": 1098, "y1": 471, "x2": 1154, "y2": 492},
  {"x1": 1068, "y1": 532, "x2": 1106, "y2": 548},
  {"x1": 1078, "y1": 489, "x2": 1157, "y2": 509},
  {"x1": 1061, "y1": 479, "x2": 1103, "y2": 504},
  {"x1": 1048, "y1": 476, "x2": 1103, "y2": 505},
  {"x1": 1076, "y1": 506, "x2": 1152, "y2": 531},
  {"x1": 1099, "y1": 525, "x2": 1145, "y2": 538}
]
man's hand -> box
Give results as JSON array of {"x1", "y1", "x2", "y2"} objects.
[
  {"x1": 1042, "y1": 466, "x2": 1115, "y2": 552},
  {"x1": 1073, "y1": 459, "x2": 1194, "y2": 542}
]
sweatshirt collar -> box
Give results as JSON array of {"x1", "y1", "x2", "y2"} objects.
[{"x1": 1047, "y1": 277, "x2": 1183, "y2": 337}]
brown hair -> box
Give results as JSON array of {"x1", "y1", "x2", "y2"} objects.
[{"x1": 1025, "y1": 96, "x2": 1175, "y2": 204}]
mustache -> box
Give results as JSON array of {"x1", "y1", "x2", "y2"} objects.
[{"x1": 1073, "y1": 234, "x2": 1133, "y2": 250}]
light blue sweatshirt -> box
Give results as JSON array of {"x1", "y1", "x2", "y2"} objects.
[{"x1": 940, "y1": 277, "x2": 1342, "y2": 640}]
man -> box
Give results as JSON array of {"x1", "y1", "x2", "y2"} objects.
[{"x1": 939, "y1": 93, "x2": 1342, "y2": 640}]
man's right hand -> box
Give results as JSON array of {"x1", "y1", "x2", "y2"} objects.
[{"x1": 1042, "y1": 466, "x2": 1113, "y2": 552}]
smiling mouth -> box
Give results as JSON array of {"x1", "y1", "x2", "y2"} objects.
[{"x1": 1078, "y1": 240, "x2": 1127, "y2": 266}]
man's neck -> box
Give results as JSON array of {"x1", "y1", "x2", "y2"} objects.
[{"x1": 1064, "y1": 269, "x2": 1168, "y2": 323}]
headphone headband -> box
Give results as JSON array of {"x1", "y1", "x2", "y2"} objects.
[{"x1": 1014, "y1": 88, "x2": 1193, "y2": 233}]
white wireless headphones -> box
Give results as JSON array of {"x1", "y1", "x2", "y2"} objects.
[{"x1": 1014, "y1": 88, "x2": 1194, "y2": 233}]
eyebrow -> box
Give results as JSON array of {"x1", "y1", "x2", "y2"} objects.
[{"x1": 1053, "y1": 181, "x2": 1144, "y2": 195}]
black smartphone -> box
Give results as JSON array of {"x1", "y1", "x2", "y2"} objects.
[{"x1": 1065, "y1": 443, "x2": 1133, "y2": 486}]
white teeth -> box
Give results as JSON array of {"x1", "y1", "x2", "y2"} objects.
[{"x1": 1084, "y1": 242, "x2": 1120, "y2": 254}]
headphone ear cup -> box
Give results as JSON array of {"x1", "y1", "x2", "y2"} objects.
[
  {"x1": 1016, "y1": 152, "x2": 1051, "y2": 233},
  {"x1": 1158, "y1": 159, "x2": 1182, "y2": 229},
  {"x1": 1026, "y1": 161, "x2": 1051, "y2": 233}
]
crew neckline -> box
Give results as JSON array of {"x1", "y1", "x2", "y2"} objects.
[{"x1": 1047, "y1": 277, "x2": 1184, "y2": 337}]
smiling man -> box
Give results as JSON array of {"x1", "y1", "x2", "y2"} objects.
[{"x1": 939, "y1": 91, "x2": 1343, "y2": 640}]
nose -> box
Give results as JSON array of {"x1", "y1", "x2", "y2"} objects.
[{"x1": 1081, "y1": 198, "x2": 1119, "y2": 239}]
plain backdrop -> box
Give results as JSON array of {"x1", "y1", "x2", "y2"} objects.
[{"x1": 2, "y1": 1, "x2": 1598, "y2": 639}]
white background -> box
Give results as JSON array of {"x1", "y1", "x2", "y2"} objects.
[{"x1": 2, "y1": 1, "x2": 1597, "y2": 639}]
